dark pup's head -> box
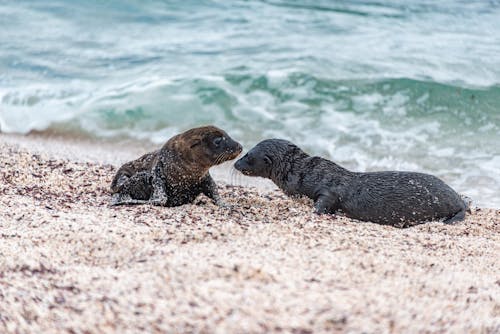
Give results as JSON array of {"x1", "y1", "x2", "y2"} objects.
[
  {"x1": 234, "y1": 139, "x2": 303, "y2": 179},
  {"x1": 167, "y1": 125, "x2": 242, "y2": 168}
]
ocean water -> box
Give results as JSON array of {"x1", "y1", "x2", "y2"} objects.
[{"x1": 1, "y1": 0, "x2": 499, "y2": 207}]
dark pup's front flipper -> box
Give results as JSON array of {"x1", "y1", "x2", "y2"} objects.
[{"x1": 313, "y1": 188, "x2": 340, "y2": 215}]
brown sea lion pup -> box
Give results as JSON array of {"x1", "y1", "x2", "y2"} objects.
[
  {"x1": 110, "y1": 125, "x2": 242, "y2": 206},
  {"x1": 234, "y1": 139, "x2": 468, "y2": 227}
]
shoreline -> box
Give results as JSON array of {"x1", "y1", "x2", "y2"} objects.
[
  {"x1": 0, "y1": 134, "x2": 499, "y2": 333},
  {"x1": 0, "y1": 132, "x2": 278, "y2": 191},
  {"x1": 3, "y1": 130, "x2": 497, "y2": 208}
]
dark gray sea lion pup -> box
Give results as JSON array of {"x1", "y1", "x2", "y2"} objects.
[
  {"x1": 234, "y1": 139, "x2": 467, "y2": 227},
  {"x1": 110, "y1": 125, "x2": 242, "y2": 206}
]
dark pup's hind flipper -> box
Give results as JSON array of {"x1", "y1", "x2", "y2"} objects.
[
  {"x1": 443, "y1": 208, "x2": 466, "y2": 224},
  {"x1": 443, "y1": 195, "x2": 471, "y2": 224}
]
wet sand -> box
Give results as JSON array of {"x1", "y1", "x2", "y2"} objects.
[{"x1": 0, "y1": 134, "x2": 499, "y2": 333}]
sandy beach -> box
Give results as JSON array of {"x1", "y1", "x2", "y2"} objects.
[{"x1": 0, "y1": 134, "x2": 499, "y2": 333}]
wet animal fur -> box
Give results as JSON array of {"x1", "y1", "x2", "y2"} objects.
[
  {"x1": 110, "y1": 126, "x2": 242, "y2": 206},
  {"x1": 235, "y1": 139, "x2": 467, "y2": 227}
]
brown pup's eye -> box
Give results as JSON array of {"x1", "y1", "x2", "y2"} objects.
[
  {"x1": 190, "y1": 140, "x2": 201, "y2": 148},
  {"x1": 213, "y1": 137, "x2": 223, "y2": 146}
]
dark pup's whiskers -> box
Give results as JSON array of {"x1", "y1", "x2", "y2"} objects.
[
  {"x1": 229, "y1": 151, "x2": 245, "y2": 186},
  {"x1": 229, "y1": 165, "x2": 243, "y2": 186}
]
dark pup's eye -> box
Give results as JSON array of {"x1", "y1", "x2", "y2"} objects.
[
  {"x1": 263, "y1": 155, "x2": 272, "y2": 165},
  {"x1": 213, "y1": 137, "x2": 223, "y2": 146}
]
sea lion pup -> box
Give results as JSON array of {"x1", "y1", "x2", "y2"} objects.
[
  {"x1": 110, "y1": 126, "x2": 242, "y2": 206},
  {"x1": 234, "y1": 139, "x2": 467, "y2": 227}
]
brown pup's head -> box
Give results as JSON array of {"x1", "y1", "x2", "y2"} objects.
[{"x1": 165, "y1": 125, "x2": 242, "y2": 170}]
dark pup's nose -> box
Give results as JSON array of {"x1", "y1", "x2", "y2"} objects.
[{"x1": 234, "y1": 157, "x2": 245, "y2": 171}]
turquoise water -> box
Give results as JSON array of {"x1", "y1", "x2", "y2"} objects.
[{"x1": 1, "y1": 1, "x2": 499, "y2": 206}]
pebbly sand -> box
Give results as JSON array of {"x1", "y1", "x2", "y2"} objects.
[{"x1": 0, "y1": 134, "x2": 499, "y2": 333}]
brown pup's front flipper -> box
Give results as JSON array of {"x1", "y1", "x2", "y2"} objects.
[
  {"x1": 199, "y1": 174, "x2": 235, "y2": 208},
  {"x1": 199, "y1": 174, "x2": 221, "y2": 204}
]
